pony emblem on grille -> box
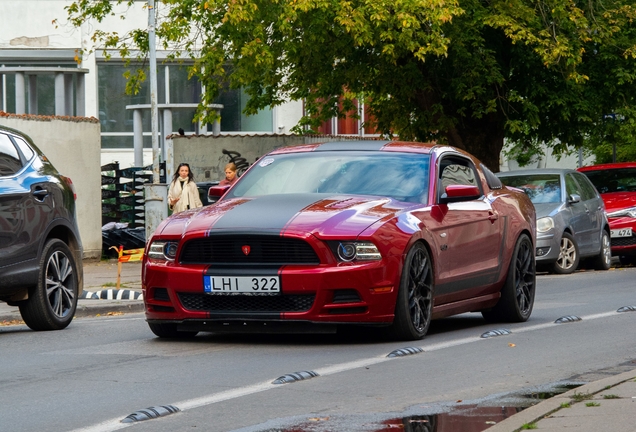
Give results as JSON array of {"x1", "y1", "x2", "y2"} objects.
[{"x1": 242, "y1": 245, "x2": 251, "y2": 256}]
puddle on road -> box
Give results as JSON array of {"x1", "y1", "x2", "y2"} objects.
[
  {"x1": 259, "y1": 383, "x2": 583, "y2": 432},
  {"x1": 264, "y1": 406, "x2": 522, "y2": 432}
]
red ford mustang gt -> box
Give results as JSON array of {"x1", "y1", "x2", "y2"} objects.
[{"x1": 142, "y1": 141, "x2": 536, "y2": 340}]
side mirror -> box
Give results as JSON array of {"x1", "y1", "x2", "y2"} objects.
[
  {"x1": 439, "y1": 184, "x2": 481, "y2": 204},
  {"x1": 208, "y1": 185, "x2": 230, "y2": 202},
  {"x1": 568, "y1": 194, "x2": 581, "y2": 204}
]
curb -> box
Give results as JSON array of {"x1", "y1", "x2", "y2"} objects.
[
  {"x1": 80, "y1": 289, "x2": 143, "y2": 300},
  {"x1": 0, "y1": 300, "x2": 145, "y2": 323},
  {"x1": 74, "y1": 301, "x2": 145, "y2": 318},
  {"x1": 485, "y1": 369, "x2": 636, "y2": 431}
]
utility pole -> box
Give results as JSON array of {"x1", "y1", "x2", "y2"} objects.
[
  {"x1": 149, "y1": 0, "x2": 159, "y2": 183},
  {"x1": 144, "y1": 0, "x2": 168, "y2": 241}
]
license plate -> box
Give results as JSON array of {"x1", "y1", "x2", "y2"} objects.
[
  {"x1": 204, "y1": 276, "x2": 280, "y2": 293},
  {"x1": 610, "y1": 228, "x2": 633, "y2": 238}
]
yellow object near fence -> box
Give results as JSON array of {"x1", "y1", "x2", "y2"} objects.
[
  {"x1": 109, "y1": 246, "x2": 145, "y2": 289},
  {"x1": 119, "y1": 248, "x2": 145, "y2": 262}
]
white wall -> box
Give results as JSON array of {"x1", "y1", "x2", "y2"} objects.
[
  {"x1": 499, "y1": 144, "x2": 596, "y2": 172},
  {"x1": 0, "y1": 115, "x2": 102, "y2": 258}
]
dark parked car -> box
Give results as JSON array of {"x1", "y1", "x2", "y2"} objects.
[
  {"x1": 196, "y1": 181, "x2": 219, "y2": 206},
  {"x1": 0, "y1": 125, "x2": 83, "y2": 330},
  {"x1": 143, "y1": 141, "x2": 536, "y2": 341},
  {"x1": 497, "y1": 169, "x2": 611, "y2": 274},
  {"x1": 578, "y1": 162, "x2": 636, "y2": 265}
]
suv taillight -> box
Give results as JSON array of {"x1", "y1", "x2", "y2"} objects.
[{"x1": 62, "y1": 176, "x2": 77, "y2": 201}]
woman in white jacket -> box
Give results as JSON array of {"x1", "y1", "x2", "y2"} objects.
[{"x1": 168, "y1": 163, "x2": 203, "y2": 213}]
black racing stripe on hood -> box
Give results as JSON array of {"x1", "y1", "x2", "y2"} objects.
[
  {"x1": 314, "y1": 141, "x2": 390, "y2": 152},
  {"x1": 210, "y1": 194, "x2": 330, "y2": 232}
]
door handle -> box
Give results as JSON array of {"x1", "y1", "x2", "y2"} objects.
[{"x1": 488, "y1": 211, "x2": 499, "y2": 223}]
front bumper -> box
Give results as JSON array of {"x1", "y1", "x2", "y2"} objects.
[
  {"x1": 534, "y1": 233, "x2": 559, "y2": 263},
  {"x1": 609, "y1": 217, "x2": 636, "y2": 256},
  {"x1": 142, "y1": 257, "x2": 402, "y2": 327}
]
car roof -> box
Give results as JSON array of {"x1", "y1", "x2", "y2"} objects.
[
  {"x1": 578, "y1": 162, "x2": 636, "y2": 172},
  {"x1": 497, "y1": 168, "x2": 576, "y2": 176},
  {"x1": 267, "y1": 140, "x2": 438, "y2": 155}
]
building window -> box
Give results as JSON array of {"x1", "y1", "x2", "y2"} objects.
[{"x1": 97, "y1": 62, "x2": 273, "y2": 149}]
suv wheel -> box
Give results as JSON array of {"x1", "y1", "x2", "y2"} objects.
[{"x1": 19, "y1": 239, "x2": 79, "y2": 331}]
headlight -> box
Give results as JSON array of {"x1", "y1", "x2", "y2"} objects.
[
  {"x1": 536, "y1": 217, "x2": 554, "y2": 233},
  {"x1": 607, "y1": 206, "x2": 636, "y2": 218},
  {"x1": 329, "y1": 241, "x2": 382, "y2": 262},
  {"x1": 148, "y1": 241, "x2": 179, "y2": 261}
]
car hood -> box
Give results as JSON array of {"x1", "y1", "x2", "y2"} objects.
[
  {"x1": 532, "y1": 202, "x2": 564, "y2": 219},
  {"x1": 155, "y1": 193, "x2": 408, "y2": 238},
  {"x1": 600, "y1": 192, "x2": 636, "y2": 213}
]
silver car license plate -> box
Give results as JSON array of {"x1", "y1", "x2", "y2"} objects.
[{"x1": 204, "y1": 276, "x2": 280, "y2": 293}]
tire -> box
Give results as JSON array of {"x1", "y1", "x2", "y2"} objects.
[
  {"x1": 390, "y1": 243, "x2": 434, "y2": 341},
  {"x1": 19, "y1": 239, "x2": 79, "y2": 331},
  {"x1": 552, "y1": 232, "x2": 579, "y2": 274},
  {"x1": 148, "y1": 322, "x2": 198, "y2": 339},
  {"x1": 482, "y1": 234, "x2": 535, "y2": 323},
  {"x1": 593, "y1": 231, "x2": 612, "y2": 270}
]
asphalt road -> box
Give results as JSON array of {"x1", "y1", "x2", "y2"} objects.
[{"x1": 1, "y1": 267, "x2": 635, "y2": 432}]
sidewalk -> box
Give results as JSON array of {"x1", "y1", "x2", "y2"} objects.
[
  {"x1": 2, "y1": 260, "x2": 635, "y2": 431},
  {"x1": 486, "y1": 369, "x2": 636, "y2": 431}
]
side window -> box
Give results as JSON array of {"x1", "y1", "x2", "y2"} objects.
[
  {"x1": 573, "y1": 172, "x2": 598, "y2": 201},
  {"x1": 12, "y1": 136, "x2": 35, "y2": 162},
  {"x1": 565, "y1": 173, "x2": 583, "y2": 199},
  {"x1": 0, "y1": 133, "x2": 23, "y2": 176},
  {"x1": 438, "y1": 156, "x2": 480, "y2": 199}
]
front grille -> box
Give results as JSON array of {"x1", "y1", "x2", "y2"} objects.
[
  {"x1": 611, "y1": 236, "x2": 636, "y2": 247},
  {"x1": 178, "y1": 293, "x2": 315, "y2": 312},
  {"x1": 180, "y1": 235, "x2": 319, "y2": 265}
]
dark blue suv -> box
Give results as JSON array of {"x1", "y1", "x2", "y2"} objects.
[{"x1": 0, "y1": 125, "x2": 83, "y2": 330}]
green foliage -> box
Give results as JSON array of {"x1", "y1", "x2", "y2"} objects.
[
  {"x1": 560, "y1": 402, "x2": 571, "y2": 408},
  {"x1": 585, "y1": 401, "x2": 601, "y2": 407},
  {"x1": 520, "y1": 422, "x2": 537, "y2": 430},
  {"x1": 571, "y1": 391, "x2": 594, "y2": 402},
  {"x1": 65, "y1": 0, "x2": 636, "y2": 169}
]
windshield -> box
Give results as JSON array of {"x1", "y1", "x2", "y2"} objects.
[
  {"x1": 500, "y1": 174, "x2": 562, "y2": 204},
  {"x1": 227, "y1": 151, "x2": 431, "y2": 203},
  {"x1": 581, "y1": 168, "x2": 636, "y2": 194}
]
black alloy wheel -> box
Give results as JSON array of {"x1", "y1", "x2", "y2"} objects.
[
  {"x1": 20, "y1": 239, "x2": 79, "y2": 331},
  {"x1": 390, "y1": 242, "x2": 434, "y2": 340},
  {"x1": 483, "y1": 233, "x2": 535, "y2": 322}
]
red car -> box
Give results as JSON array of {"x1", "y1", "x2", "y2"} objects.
[
  {"x1": 142, "y1": 141, "x2": 536, "y2": 340},
  {"x1": 578, "y1": 162, "x2": 636, "y2": 265}
]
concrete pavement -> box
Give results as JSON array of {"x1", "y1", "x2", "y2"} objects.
[
  {"x1": 2, "y1": 259, "x2": 635, "y2": 431},
  {"x1": 486, "y1": 368, "x2": 636, "y2": 431}
]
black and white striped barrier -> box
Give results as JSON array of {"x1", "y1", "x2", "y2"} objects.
[{"x1": 80, "y1": 289, "x2": 143, "y2": 300}]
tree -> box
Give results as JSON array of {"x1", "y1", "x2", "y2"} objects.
[{"x1": 66, "y1": 0, "x2": 636, "y2": 170}]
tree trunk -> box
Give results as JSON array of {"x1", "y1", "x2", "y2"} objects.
[{"x1": 444, "y1": 113, "x2": 505, "y2": 173}]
